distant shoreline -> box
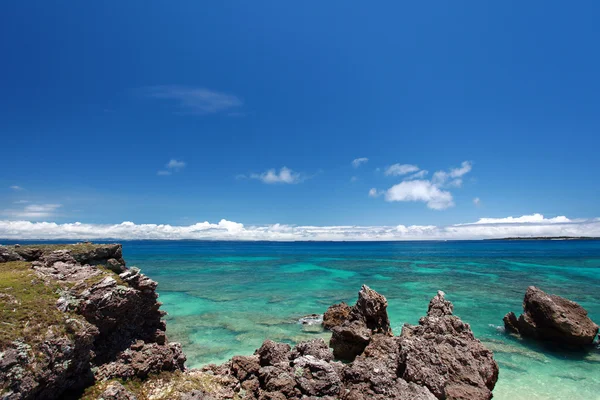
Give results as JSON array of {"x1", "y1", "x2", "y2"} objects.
[{"x1": 486, "y1": 236, "x2": 600, "y2": 241}]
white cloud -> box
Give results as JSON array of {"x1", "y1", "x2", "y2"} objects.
[
  {"x1": 368, "y1": 188, "x2": 381, "y2": 198},
  {"x1": 406, "y1": 170, "x2": 428, "y2": 180},
  {"x1": 384, "y1": 164, "x2": 420, "y2": 176},
  {"x1": 2, "y1": 204, "x2": 61, "y2": 220},
  {"x1": 0, "y1": 214, "x2": 598, "y2": 241},
  {"x1": 352, "y1": 157, "x2": 369, "y2": 168},
  {"x1": 473, "y1": 197, "x2": 481, "y2": 206},
  {"x1": 468, "y1": 213, "x2": 570, "y2": 225},
  {"x1": 145, "y1": 85, "x2": 243, "y2": 115},
  {"x1": 158, "y1": 159, "x2": 185, "y2": 176},
  {"x1": 372, "y1": 161, "x2": 473, "y2": 210},
  {"x1": 10, "y1": 186, "x2": 24, "y2": 191},
  {"x1": 167, "y1": 159, "x2": 186, "y2": 170},
  {"x1": 385, "y1": 180, "x2": 454, "y2": 210},
  {"x1": 249, "y1": 167, "x2": 304, "y2": 184},
  {"x1": 432, "y1": 161, "x2": 472, "y2": 187}
]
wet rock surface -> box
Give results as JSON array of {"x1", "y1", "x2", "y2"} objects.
[{"x1": 503, "y1": 286, "x2": 599, "y2": 347}]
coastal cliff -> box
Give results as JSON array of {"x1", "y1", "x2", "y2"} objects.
[{"x1": 0, "y1": 244, "x2": 499, "y2": 399}]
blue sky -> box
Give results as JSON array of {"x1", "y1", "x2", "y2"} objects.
[{"x1": 1, "y1": 1, "x2": 599, "y2": 238}]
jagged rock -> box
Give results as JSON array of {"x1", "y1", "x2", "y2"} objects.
[
  {"x1": 0, "y1": 244, "x2": 183, "y2": 400},
  {"x1": 502, "y1": 311, "x2": 519, "y2": 333},
  {"x1": 255, "y1": 340, "x2": 291, "y2": 366},
  {"x1": 231, "y1": 355, "x2": 261, "y2": 381},
  {"x1": 328, "y1": 285, "x2": 392, "y2": 361},
  {"x1": 323, "y1": 302, "x2": 352, "y2": 330},
  {"x1": 427, "y1": 290, "x2": 454, "y2": 317},
  {"x1": 352, "y1": 285, "x2": 392, "y2": 335},
  {"x1": 290, "y1": 338, "x2": 333, "y2": 362},
  {"x1": 398, "y1": 291, "x2": 499, "y2": 400},
  {"x1": 0, "y1": 246, "x2": 23, "y2": 263},
  {"x1": 503, "y1": 286, "x2": 599, "y2": 346},
  {"x1": 293, "y1": 355, "x2": 342, "y2": 396},
  {"x1": 98, "y1": 382, "x2": 138, "y2": 399},
  {"x1": 330, "y1": 320, "x2": 372, "y2": 361},
  {"x1": 95, "y1": 341, "x2": 186, "y2": 379}
]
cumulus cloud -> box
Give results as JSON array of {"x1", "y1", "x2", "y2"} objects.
[
  {"x1": 158, "y1": 159, "x2": 186, "y2": 176},
  {"x1": 372, "y1": 161, "x2": 473, "y2": 210},
  {"x1": 384, "y1": 164, "x2": 420, "y2": 176},
  {"x1": 144, "y1": 85, "x2": 243, "y2": 115},
  {"x1": 0, "y1": 214, "x2": 598, "y2": 241},
  {"x1": 352, "y1": 157, "x2": 369, "y2": 168},
  {"x1": 2, "y1": 204, "x2": 61, "y2": 220},
  {"x1": 385, "y1": 180, "x2": 454, "y2": 210},
  {"x1": 473, "y1": 197, "x2": 481, "y2": 206},
  {"x1": 249, "y1": 167, "x2": 305, "y2": 184}
]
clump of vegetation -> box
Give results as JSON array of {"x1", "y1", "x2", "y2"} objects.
[
  {"x1": 0, "y1": 261, "x2": 77, "y2": 349},
  {"x1": 6, "y1": 243, "x2": 114, "y2": 256},
  {"x1": 81, "y1": 370, "x2": 237, "y2": 400}
]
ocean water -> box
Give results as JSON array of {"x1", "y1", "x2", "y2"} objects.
[
  {"x1": 6, "y1": 240, "x2": 598, "y2": 399},
  {"x1": 119, "y1": 240, "x2": 600, "y2": 400}
]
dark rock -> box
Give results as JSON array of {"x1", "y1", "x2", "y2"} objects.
[
  {"x1": 329, "y1": 285, "x2": 393, "y2": 361},
  {"x1": 0, "y1": 246, "x2": 24, "y2": 263},
  {"x1": 503, "y1": 312, "x2": 519, "y2": 333},
  {"x1": 398, "y1": 291, "x2": 499, "y2": 400},
  {"x1": 330, "y1": 320, "x2": 372, "y2": 361},
  {"x1": 293, "y1": 355, "x2": 341, "y2": 396},
  {"x1": 98, "y1": 382, "x2": 138, "y2": 399},
  {"x1": 95, "y1": 341, "x2": 186, "y2": 380},
  {"x1": 352, "y1": 285, "x2": 392, "y2": 335},
  {"x1": 323, "y1": 302, "x2": 352, "y2": 330},
  {"x1": 290, "y1": 338, "x2": 333, "y2": 362},
  {"x1": 505, "y1": 286, "x2": 599, "y2": 346},
  {"x1": 231, "y1": 355, "x2": 261, "y2": 381},
  {"x1": 255, "y1": 340, "x2": 291, "y2": 366},
  {"x1": 427, "y1": 290, "x2": 454, "y2": 317}
]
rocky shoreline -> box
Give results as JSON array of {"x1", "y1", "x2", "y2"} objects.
[{"x1": 0, "y1": 243, "x2": 597, "y2": 399}]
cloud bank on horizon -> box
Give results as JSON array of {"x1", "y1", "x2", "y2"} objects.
[{"x1": 1, "y1": 214, "x2": 598, "y2": 241}]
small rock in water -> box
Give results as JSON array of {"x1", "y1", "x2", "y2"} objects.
[{"x1": 298, "y1": 314, "x2": 323, "y2": 326}]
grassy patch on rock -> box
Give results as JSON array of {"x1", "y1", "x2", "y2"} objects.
[
  {"x1": 0, "y1": 261, "x2": 69, "y2": 349},
  {"x1": 6, "y1": 243, "x2": 112, "y2": 256},
  {"x1": 81, "y1": 370, "x2": 238, "y2": 400}
]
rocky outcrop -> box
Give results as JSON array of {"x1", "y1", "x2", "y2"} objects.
[
  {"x1": 326, "y1": 285, "x2": 393, "y2": 361},
  {"x1": 399, "y1": 291, "x2": 499, "y2": 400},
  {"x1": 0, "y1": 244, "x2": 184, "y2": 400},
  {"x1": 1, "y1": 244, "x2": 499, "y2": 400},
  {"x1": 190, "y1": 288, "x2": 497, "y2": 400},
  {"x1": 503, "y1": 286, "x2": 599, "y2": 347}
]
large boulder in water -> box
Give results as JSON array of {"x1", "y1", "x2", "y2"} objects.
[{"x1": 503, "y1": 286, "x2": 599, "y2": 347}]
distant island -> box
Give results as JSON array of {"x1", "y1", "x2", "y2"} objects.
[{"x1": 488, "y1": 236, "x2": 600, "y2": 241}]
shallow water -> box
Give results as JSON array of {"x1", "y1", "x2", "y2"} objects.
[{"x1": 108, "y1": 241, "x2": 600, "y2": 398}]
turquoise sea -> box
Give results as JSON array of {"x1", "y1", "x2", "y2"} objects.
[
  {"x1": 119, "y1": 240, "x2": 600, "y2": 400},
  {"x1": 7, "y1": 240, "x2": 598, "y2": 399}
]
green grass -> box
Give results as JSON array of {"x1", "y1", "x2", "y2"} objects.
[
  {"x1": 6, "y1": 243, "x2": 115, "y2": 256},
  {"x1": 0, "y1": 261, "x2": 73, "y2": 349}
]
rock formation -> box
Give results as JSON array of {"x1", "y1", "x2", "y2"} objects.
[
  {"x1": 503, "y1": 286, "x2": 599, "y2": 347},
  {"x1": 326, "y1": 285, "x2": 393, "y2": 361},
  {"x1": 0, "y1": 244, "x2": 184, "y2": 400},
  {"x1": 1, "y1": 244, "x2": 499, "y2": 400}
]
